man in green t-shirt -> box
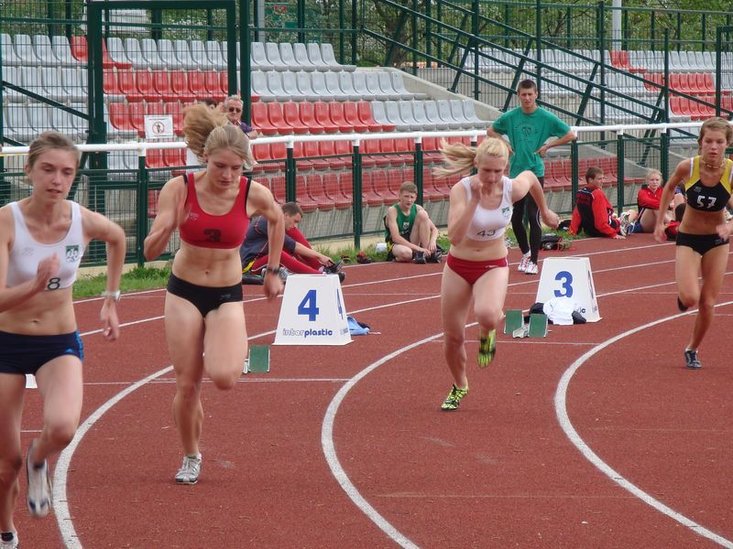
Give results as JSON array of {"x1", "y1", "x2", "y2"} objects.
[
  {"x1": 487, "y1": 79, "x2": 576, "y2": 275},
  {"x1": 384, "y1": 182, "x2": 440, "y2": 263}
]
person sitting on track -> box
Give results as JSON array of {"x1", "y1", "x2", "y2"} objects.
[
  {"x1": 653, "y1": 116, "x2": 733, "y2": 370},
  {"x1": 144, "y1": 104, "x2": 284, "y2": 485},
  {"x1": 434, "y1": 137, "x2": 559, "y2": 411},
  {"x1": 631, "y1": 169, "x2": 685, "y2": 233},
  {"x1": 0, "y1": 131, "x2": 126, "y2": 548},
  {"x1": 568, "y1": 166, "x2": 635, "y2": 239},
  {"x1": 383, "y1": 181, "x2": 442, "y2": 264},
  {"x1": 240, "y1": 201, "x2": 344, "y2": 282}
]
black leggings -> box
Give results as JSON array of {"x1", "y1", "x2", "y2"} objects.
[{"x1": 511, "y1": 176, "x2": 543, "y2": 263}]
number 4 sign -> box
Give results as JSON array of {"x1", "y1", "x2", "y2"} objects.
[
  {"x1": 274, "y1": 274, "x2": 352, "y2": 345},
  {"x1": 535, "y1": 257, "x2": 601, "y2": 322}
]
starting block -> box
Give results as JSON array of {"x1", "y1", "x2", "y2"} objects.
[
  {"x1": 242, "y1": 345, "x2": 270, "y2": 374},
  {"x1": 503, "y1": 309, "x2": 524, "y2": 335},
  {"x1": 511, "y1": 313, "x2": 548, "y2": 339}
]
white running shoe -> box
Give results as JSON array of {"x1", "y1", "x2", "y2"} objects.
[
  {"x1": 524, "y1": 260, "x2": 539, "y2": 275},
  {"x1": 517, "y1": 252, "x2": 530, "y2": 272},
  {"x1": 175, "y1": 454, "x2": 202, "y2": 485},
  {"x1": 26, "y1": 442, "x2": 52, "y2": 517},
  {"x1": 0, "y1": 532, "x2": 19, "y2": 549}
]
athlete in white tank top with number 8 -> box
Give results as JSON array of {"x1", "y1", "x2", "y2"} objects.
[{"x1": 0, "y1": 132, "x2": 126, "y2": 548}]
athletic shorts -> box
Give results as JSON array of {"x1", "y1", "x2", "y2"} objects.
[
  {"x1": 446, "y1": 253, "x2": 508, "y2": 286},
  {"x1": 167, "y1": 273, "x2": 243, "y2": 318},
  {"x1": 676, "y1": 231, "x2": 729, "y2": 256},
  {"x1": 0, "y1": 330, "x2": 83, "y2": 376}
]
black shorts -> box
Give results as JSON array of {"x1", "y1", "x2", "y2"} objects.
[
  {"x1": 167, "y1": 273, "x2": 243, "y2": 318},
  {"x1": 675, "y1": 231, "x2": 729, "y2": 256},
  {"x1": 0, "y1": 330, "x2": 84, "y2": 376}
]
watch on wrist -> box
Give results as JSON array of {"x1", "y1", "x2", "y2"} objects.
[
  {"x1": 264, "y1": 266, "x2": 281, "y2": 276},
  {"x1": 101, "y1": 290, "x2": 121, "y2": 302}
]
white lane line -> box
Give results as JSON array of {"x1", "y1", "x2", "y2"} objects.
[
  {"x1": 52, "y1": 327, "x2": 275, "y2": 548},
  {"x1": 321, "y1": 331, "x2": 447, "y2": 549},
  {"x1": 554, "y1": 300, "x2": 733, "y2": 548}
]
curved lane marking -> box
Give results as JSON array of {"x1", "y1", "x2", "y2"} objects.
[{"x1": 554, "y1": 301, "x2": 733, "y2": 548}]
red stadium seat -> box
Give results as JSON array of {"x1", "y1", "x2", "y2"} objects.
[
  {"x1": 136, "y1": 71, "x2": 160, "y2": 102},
  {"x1": 295, "y1": 174, "x2": 319, "y2": 212},
  {"x1": 321, "y1": 172, "x2": 352, "y2": 209},
  {"x1": 328, "y1": 102, "x2": 353, "y2": 132},
  {"x1": 304, "y1": 173, "x2": 335, "y2": 211},
  {"x1": 168, "y1": 71, "x2": 196, "y2": 103},
  {"x1": 128, "y1": 102, "x2": 146, "y2": 136},
  {"x1": 313, "y1": 101, "x2": 339, "y2": 133},
  {"x1": 187, "y1": 71, "x2": 208, "y2": 101},
  {"x1": 342, "y1": 102, "x2": 368, "y2": 133},
  {"x1": 146, "y1": 148, "x2": 165, "y2": 169},
  {"x1": 203, "y1": 70, "x2": 225, "y2": 102},
  {"x1": 69, "y1": 35, "x2": 88, "y2": 62},
  {"x1": 117, "y1": 70, "x2": 143, "y2": 102},
  {"x1": 292, "y1": 141, "x2": 314, "y2": 170},
  {"x1": 298, "y1": 102, "x2": 325, "y2": 134},
  {"x1": 269, "y1": 174, "x2": 286, "y2": 203},
  {"x1": 108, "y1": 102, "x2": 134, "y2": 132},
  {"x1": 371, "y1": 169, "x2": 398, "y2": 203},
  {"x1": 266, "y1": 102, "x2": 289, "y2": 134},
  {"x1": 357, "y1": 100, "x2": 394, "y2": 132},
  {"x1": 282, "y1": 102, "x2": 309, "y2": 134},
  {"x1": 102, "y1": 70, "x2": 125, "y2": 100},
  {"x1": 152, "y1": 71, "x2": 179, "y2": 102},
  {"x1": 251, "y1": 102, "x2": 278, "y2": 136}
]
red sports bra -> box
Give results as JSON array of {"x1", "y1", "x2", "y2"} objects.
[{"x1": 179, "y1": 173, "x2": 251, "y2": 249}]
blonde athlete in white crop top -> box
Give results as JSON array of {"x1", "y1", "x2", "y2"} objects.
[
  {"x1": 434, "y1": 137, "x2": 558, "y2": 411},
  {"x1": 0, "y1": 132, "x2": 125, "y2": 545},
  {"x1": 459, "y1": 175, "x2": 514, "y2": 241}
]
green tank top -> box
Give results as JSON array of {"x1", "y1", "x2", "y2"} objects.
[{"x1": 385, "y1": 203, "x2": 417, "y2": 241}]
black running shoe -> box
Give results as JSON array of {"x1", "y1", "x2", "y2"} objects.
[
  {"x1": 684, "y1": 349, "x2": 701, "y2": 369},
  {"x1": 413, "y1": 251, "x2": 426, "y2": 264},
  {"x1": 677, "y1": 297, "x2": 689, "y2": 312}
]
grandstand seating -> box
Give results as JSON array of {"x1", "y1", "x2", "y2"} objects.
[{"x1": 8, "y1": 32, "x2": 730, "y2": 236}]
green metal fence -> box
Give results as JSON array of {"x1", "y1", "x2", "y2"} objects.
[{"x1": 2, "y1": 0, "x2": 733, "y2": 265}]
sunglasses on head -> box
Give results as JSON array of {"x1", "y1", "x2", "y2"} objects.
[{"x1": 228, "y1": 107, "x2": 242, "y2": 113}]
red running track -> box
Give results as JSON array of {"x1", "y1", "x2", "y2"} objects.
[{"x1": 13, "y1": 233, "x2": 733, "y2": 548}]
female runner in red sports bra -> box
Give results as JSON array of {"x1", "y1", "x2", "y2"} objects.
[{"x1": 144, "y1": 104, "x2": 285, "y2": 484}]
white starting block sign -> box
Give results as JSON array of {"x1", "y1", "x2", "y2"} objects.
[
  {"x1": 274, "y1": 274, "x2": 352, "y2": 345},
  {"x1": 535, "y1": 257, "x2": 601, "y2": 322}
]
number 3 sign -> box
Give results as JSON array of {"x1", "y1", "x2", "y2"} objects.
[{"x1": 535, "y1": 257, "x2": 601, "y2": 322}]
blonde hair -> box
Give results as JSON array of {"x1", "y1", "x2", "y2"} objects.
[
  {"x1": 433, "y1": 137, "x2": 509, "y2": 178},
  {"x1": 27, "y1": 131, "x2": 80, "y2": 170},
  {"x1": 183, "y1": 103, "x2": 250, "y2": 162},
  {"x1": 644, "y1": 168, "x2": 663, "y2": 184},
  {"x1": 698, "y1": 116, "x2": 733, "y2": 148}
]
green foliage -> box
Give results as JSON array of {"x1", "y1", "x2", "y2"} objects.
[{"x1": 74, "y1": 265, "x2": 171, "y2": 299}]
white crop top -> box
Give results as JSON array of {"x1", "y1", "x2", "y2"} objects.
[
  {"x1": 6, "y1": 201, "x2": 85, "y2": 290},
  {"x1": 460, "y1": 176, "x2": 514, "y2": 241}
]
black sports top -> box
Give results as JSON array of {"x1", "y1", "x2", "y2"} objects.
[{"x1": 682, "y1": 156, "x2": 733, "y2": 212}]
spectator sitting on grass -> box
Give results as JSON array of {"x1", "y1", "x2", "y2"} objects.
[
  {"x1": 384, "y1": 181, "x2": 441, "y2": 263},
  {"x1": 569, "y1": 166, "x2": 635, "y2": 240},
  {"x1": 240, "y1": 202, "x2": 344, "y2": 281}
]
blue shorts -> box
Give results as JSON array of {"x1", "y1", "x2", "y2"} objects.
[{"x1": 0, "y1": 330, "x2": 84, "y2": 376}]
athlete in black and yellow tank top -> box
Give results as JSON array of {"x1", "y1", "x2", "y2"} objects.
[{"x1": 654, "y1": 117, "x2": 733, "y2": 370}]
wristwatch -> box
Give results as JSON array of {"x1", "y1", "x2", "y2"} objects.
[
  {"x1": 264, "y1": 266, "x2": 281, "y2": 276},
  {"x1": 101, "y1": 290, "x2": 121, "y2": 302}
]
